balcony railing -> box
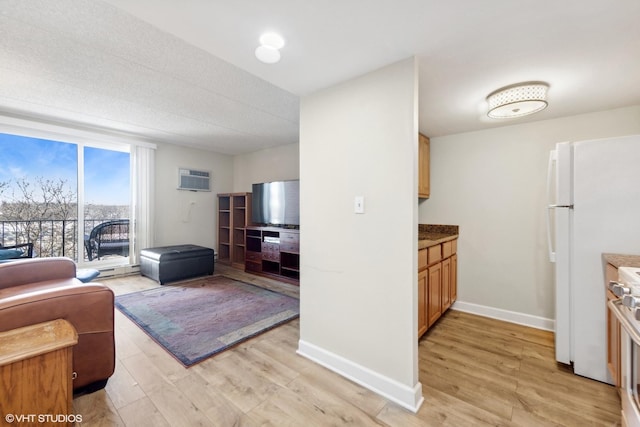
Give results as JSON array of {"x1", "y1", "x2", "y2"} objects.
[{"x1": 0, "y1": 219, "x2": 129, "y2": 262}]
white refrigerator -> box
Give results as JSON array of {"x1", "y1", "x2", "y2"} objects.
[{"x1": 547, "y1": 134, "x2": 640, "y2": 384}]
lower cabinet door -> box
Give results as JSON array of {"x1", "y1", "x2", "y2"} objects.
[
  {"x1": 442, "y1": 257, "x2": 451, "y2": 311},
  {"x1": 428, "y1": 262, "x2": 442, "y2": 327},
  {"x1": 418, "y1": 269, "x2": 428, "y2": 338},
  {"x1": 451, "y1": 254, "x2": 457, "y2": 302}
]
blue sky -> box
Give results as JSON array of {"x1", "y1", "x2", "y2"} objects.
[{"x1": 0, "y1": 133, "x2": 130, "y2": 205}]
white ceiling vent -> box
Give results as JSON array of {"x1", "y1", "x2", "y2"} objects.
[{"x1": 178, "y1": 168, "x2": 211, "y2": 192}]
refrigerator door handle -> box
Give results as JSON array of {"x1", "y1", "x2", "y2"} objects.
[
  {"x1": 546, "y1": 206, "x2": 556, "y2": 262},
  {"x1": 547, "y1": 150, "x2": 557, "y2": 262}
]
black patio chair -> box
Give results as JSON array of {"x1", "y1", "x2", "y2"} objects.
[{"x1": 84, "y1": 219, "x2": 130, "y2": 261}]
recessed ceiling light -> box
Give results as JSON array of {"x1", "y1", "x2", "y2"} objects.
[
  {"x1": 487, "y1": 82, "x2": 549, "y2": 119},
  {"x1": 255, "y1": 32, "x2": 285, "y2": 64},
  {"x1": 259, "y1": 32, "x2": 285, "y2": 50},
  {"x1": 255, "y1": 45, "x2": 281, "y2": 64}
]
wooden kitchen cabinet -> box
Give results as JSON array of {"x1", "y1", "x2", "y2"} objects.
[
  {"x1": 441, "y1": 257, "x2": 451, "y2": 311},
  {"x1": 606, "y1": 262, "x2": 621, "y2": 388},
  {"x1": 418, "y1": 268, "x2": 428, "y2": 337},
  {"x1": 428, "y1": 262, "x2": 442, "y2": 326},
  {"x1": 451, "y1": 253, "x2": 458, "y2": 303},
  {"x1": 418, "y1": 238, "x2": 458, "y2": 338},
  {"x1": 418, "y1": 134, "x2": 430, "y2": 199}
]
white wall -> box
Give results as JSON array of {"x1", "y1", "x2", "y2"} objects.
[
  {"x1": 299, "y1": 57, "x2": 422, "y2": 411},
  {"x1": 153, "y1": 142, "x2": 233, "y2": 248},
  {"x1": 420, "y1": 105, "x2": 640, "y2": 326},
  {"x1": 152, "y1": 141, "x2": 297, "y2": 253},
  {"x1": 233, "y1": 143, "x2": 299, "y2": 192}
]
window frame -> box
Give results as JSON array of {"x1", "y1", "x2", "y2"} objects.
[{"x1": 0, "y1": 114, "x2": 156, "y2": 268}]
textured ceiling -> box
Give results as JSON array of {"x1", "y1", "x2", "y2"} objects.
[
  {"x1": 0, "y1": 0, "x2": 299, "y2": 155},
  {"x1": 1, "y1": 0, "x2": 639, "y2": 155}
]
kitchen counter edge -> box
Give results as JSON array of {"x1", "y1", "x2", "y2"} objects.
[
  {"x1": 418, "y1": 234, "x2": 458, "y2": 250},
  {"x1": 603, "y1": 253, "x2": 640, "y2": 269}
]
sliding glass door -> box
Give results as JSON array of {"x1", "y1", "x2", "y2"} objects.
[
  {"x1": 0, "y1": 132, "x2": 132, "y2": 265},
  {"x1": 81, "y1": 144, "x2": 131, "y2": 264}
]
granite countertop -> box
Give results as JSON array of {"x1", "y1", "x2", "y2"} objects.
[
  {"x1": 418, "y1": 224, "x2": 459, "y2": 250},
  {"x1": 603, "y1": 253, "x2": 640, "y2": 269}
]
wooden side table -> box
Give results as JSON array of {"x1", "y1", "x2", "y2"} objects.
[{"x1": 0, "y1": 319, "x2": 78, "y2": 427}]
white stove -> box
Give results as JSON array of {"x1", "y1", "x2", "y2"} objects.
[
  {"x1": 610, "y1": 266, "x2": 640, "y2": 427},
  {"x1": 611, "y1": 267, "x2": 640, "y2": 317},
  {"x1": 620, "y1": 267, "x2": 640, "y2": 288}
]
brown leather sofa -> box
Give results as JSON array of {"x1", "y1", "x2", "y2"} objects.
[{"x1": 0, "y1": 257, "x2": 115, "y2": 394}]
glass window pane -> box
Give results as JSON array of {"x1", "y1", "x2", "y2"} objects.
[
  {"x1": 0, "y1": 133, "x2": 78, "y2": 258},
  {"x1": 83, "y1": 146, "x2": 131, "y2": 262}
]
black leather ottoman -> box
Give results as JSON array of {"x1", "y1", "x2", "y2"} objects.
[{"x1": 140, "y1": 244, "x2": 214, "y2": 285}]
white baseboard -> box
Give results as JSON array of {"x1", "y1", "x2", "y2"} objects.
[
  {"x1": 451, "y1": 300, "x2": 554, "y2": 331},
  {"x1": 297, "y1": 340, "x2": 424, "y2": 413},
  {"x1": 96, "y1": 264, "x2": 140, "y2": 278}
]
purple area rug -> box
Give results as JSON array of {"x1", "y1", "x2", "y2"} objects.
[{"x1": 115, "y1": 275, "x2": 299, "y2": 366}]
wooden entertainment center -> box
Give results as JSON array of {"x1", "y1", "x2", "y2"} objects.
[
  {"x1": 217, "y1": 193, "x2": 300, "y2": 285},
  {"x1": 245, "y1": 226, "x2": 300, "y2": 284}
]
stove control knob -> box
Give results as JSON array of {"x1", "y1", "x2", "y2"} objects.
[
  {"x1": 609, "y1": 280, "x2": 622, "y2": 291},
  {"x1": 623, "y1": 294, "x2": 640, "y2": 309},
  {"x1": 612, "y1": 282, "x2": 631, "y2": 297},
  {"x1": 634, "y1": 307, "x2": 640, "y2": 322}
]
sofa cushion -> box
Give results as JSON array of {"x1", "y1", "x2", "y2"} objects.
[
  {"x1": 0, "y1": 249, "x2": 23, "y2": 260},
  {"x1": 0, "y1": 257, "x2": 76, "y2": 289}
]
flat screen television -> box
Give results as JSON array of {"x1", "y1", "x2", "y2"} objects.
[{"x1": 251, "y1": 180, "x2": 300, "y2": 226}]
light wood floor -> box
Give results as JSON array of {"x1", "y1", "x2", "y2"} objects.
[{"x1": 73, "y1": 265, "x2": 621, "y2": 426}]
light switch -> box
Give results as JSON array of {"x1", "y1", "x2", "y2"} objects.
[{"x1": 354, "y1": 196, "x2": 365, "y2": 214}]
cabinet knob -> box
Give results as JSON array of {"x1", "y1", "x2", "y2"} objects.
[
  {"x1": 612, "y1": 282, "x2": 631, "y2": 297},
  {"x1": 623, "y1": 294, "x2": 640, "y2": 308}
]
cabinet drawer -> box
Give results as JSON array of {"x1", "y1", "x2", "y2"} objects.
[
  {"x1": 280, "y1": 242, "x2": 299, "y2": 253},
  {"x1": 418, "y1": 249, "x2": 428, "y2": 271},
  {"x1": 261, "y1": 242, "x2": 280, "y2": 253},
  {"x1": 246, "y1": 261, "x2": 262, "y2": 272},
  {"x1": 280, "y1": 232, "x2": 300, "y2": 244},
  {"x1": 428, "y1": 245, "x2": 442, "y2": 265},
  {"x1": 452, "y1": 239, "x2": 457, "y2": 254},
  {"x1": 442, "y1": 241, "x2": 452, "y2": 258},
  {"x1": 246, "y1": 251, "x2": 262, "y2": 262},
  {"x1": 262, "y1": 252, "x2": 280, "y2": 262}
]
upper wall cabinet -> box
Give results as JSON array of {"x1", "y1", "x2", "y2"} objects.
[{"x1": 418, "y1": 133, "x2": 430, "y2": 199}]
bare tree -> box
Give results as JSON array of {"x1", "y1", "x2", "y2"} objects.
[
  {"x1": 1, "y1": 177, "x2": 129, "y2": 259},
  {"x1": 0, "y1": 177, "x2": 76, "y2": 256}
]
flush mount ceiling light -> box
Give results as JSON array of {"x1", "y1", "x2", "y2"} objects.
[
  {"x1": 255, "y1": 32, "x2": 285, "y2": 64},
  {"x1": 255, "y1": 45, "x2": 281, "y2": 64},
  {"x1": 487, "y1": 82, "x2": 549, "y2": 119}
]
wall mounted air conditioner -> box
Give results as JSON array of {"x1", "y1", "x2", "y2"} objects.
[{"x1": 178, "y1": 168, "x2": 211, "y2": 192}]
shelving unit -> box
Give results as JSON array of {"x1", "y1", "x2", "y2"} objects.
[
  {"x1": 245, "y1": 226, "x2": 300, "y2": 284},
  {"x1": 217, "y1": 195, "x2": 231, "y2": 263},
  {"x1": 217, "y1": 193, "x2": 252, "y2": 268}
]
